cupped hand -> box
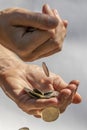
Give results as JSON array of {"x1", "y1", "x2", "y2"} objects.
[
  {"x1": 0, "y1": 61, "x2": 81, "y2": 118},
  {"x1": 0, "y1": 4, "x2": 67, "y2": 61}
]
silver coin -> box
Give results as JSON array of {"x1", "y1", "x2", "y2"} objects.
[
  {"x1": 19, "y1": 127, "x2": 29, "y2": 130},
  {"x1": 42, "y1": 106, "x2": 60, "y2": 122},
  {"x1": 24, "y1": 87, "x2": 45, "y2": 98}
]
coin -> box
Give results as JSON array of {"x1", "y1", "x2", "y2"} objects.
[
  {"x1": 19, "y1": 127, "x2": 29, "y2": 130},
  {"x1": 44, "y1": 91, "x2": 59, "y2": 97},
  {"x1": 24, "y1": 88, "x2": 45, "y2": 99},
  {"x1": 24, "y1": 87, "x2": 59, "y2": 99},
  {"x1": 42, "y1": 62, "x2": 49, "y2": 77},
  {"x1": 42, "y1": 106, "x2": 60, "y2": 122},
  {"x1": 43, "y1": 91, "x2": 59, "y2": 99}
]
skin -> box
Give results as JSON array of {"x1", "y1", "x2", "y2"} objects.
[
  {"x1": 0, "y1": 4, "x2": 67, "y2": 61},
  {"x1": 0, "y1": 44, "x2": 81, "y2": 118},
  {"x1": 0, "y1": 4, "x2": 81, "y2": 119}
]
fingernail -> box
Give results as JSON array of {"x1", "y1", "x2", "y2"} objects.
[
  {"x1": 69, "y1": 80, "x2": 80, "y2": 86},
  {"x1": 46, "y1": 4, "x2": 51, "y2": 10}
]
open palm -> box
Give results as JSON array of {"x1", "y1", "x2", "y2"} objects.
[{"x1": 0, "y1": 61, "x2": 81, "y2": 118}]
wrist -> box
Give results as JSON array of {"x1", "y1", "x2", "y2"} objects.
[{"x1": 0, "y1": 44, "x2": 23, "y2": 78}]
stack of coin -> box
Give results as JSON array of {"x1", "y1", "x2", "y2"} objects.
[{"x1": 24, "y1": 87, "x2": 59, "y2": 99}]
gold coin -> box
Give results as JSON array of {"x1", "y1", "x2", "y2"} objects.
[
  {"x1": 19, "y1": 127, "x2": 29, "y2": 130},
  {"x1": 42, "y1": 106, "x2": 60, "y2": 122},
  {"x1": 42, "y1": 62, "x2": 49, "y2": 77}
]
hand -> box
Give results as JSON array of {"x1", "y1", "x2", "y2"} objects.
[
  {"x1": 24, "y1": 4, "x2": 68, "y2": 61},
  {"x1": 0, "y1": 59, "x2": 81, "y2": 118},
  {"x1": 0, "y1": 6, "x2": 57, "y2": 61},
  {"x1": 38, "y1": 4, "x2": 68, "y2": 59},
  {"x1": 0, "y1": 4, "x2": 67, "y2": 62}
]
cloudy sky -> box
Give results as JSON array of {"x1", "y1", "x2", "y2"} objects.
[{"x1": 0, "y1": 0, "x2": 87, "y2": 130}]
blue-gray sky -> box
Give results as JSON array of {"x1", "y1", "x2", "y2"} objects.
[{"x1": 0, "y1": 1, "x2": 87, "y2": 130}]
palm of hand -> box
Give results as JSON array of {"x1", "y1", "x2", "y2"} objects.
[{"x1": 1, "y1": 63, "x2": 81, "y2": 118}]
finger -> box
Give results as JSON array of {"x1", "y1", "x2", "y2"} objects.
[
  {"x1": 53, "y1": 77, "x2": 67, "y2": 92},
  {"x1": 42, "y1": 4, "x2": 54, "y2": 16},
  {"x1": 52, "y1": 9, "x2": 67, "y2": 45},
  {"x1": 42, "y1": 4, "x2": 56, "y2": 34},
  {"x1": 63, "y1": 20, "x2": 68, "y2": 28},
  {"x1": 58, "y1": 88, "x2": 72, "y2": 113},
  {"x1": 52, "y1": 8, "x2": 68, "y2": 29},
  {"x1": 52, "y1": 9, "x2": 62, "y2": 22},
  {"x1": 61, "y1": 81, "x2": 79, "y2": 106},
  {"x1": 58, "y1": 88, "x2": 71, "y2": 103},
  {"x1": 25, "y1": 47, "x2": 59, "y2": 61},
  {"x1": 35, "y1": 47, "x2": 61, "y2": 61},
  {"x1": 67, "y1": 81, "x2": 79, "y2": 95},
  {"x1": 67, "y1": 80, "x2": 79, "y2": 99},
  {"x1": 58, "y1": 84, "x2": 79, "y2": 113},
  {"x1": 25, "y1": 38, "x2": 59, "y2": 61},
  {"x1": 72, "y1": 92, "x2": 82, "y2": 104},
  {"x1": 27, "y1": 98, "x2": 58, "y2": 110},
  {"x1": 68, "y1": 80, "x2": 82, "y2": 103},
  {"x1": 52, "y1": 80, "x2": 80, "y2": 113},
  {"x1": 69, "y1": 80, "x2": 80, "y2": 87},
  {"x1": 10, "y1": 8, "x2": 58, "y2": 30},
  {"x1": 39, "y1": 47, "x2": 61, "y2": 57},
  {"x1": 34, "y1": 114, "x2": 41, "y2": 118},
  {"x1": 27, "y1": 109, "x2": 41, "y2": 116}
]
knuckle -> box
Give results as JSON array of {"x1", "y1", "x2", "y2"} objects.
[
  {"x1": 53, "y1": 40, "x2": 62, "y2": 51},
  {"x1": 46, "y1": 16, "x2": 58, "y2": 28},
  {"x1": 16, "y1": 51, "x2": 29, "y2": 62},
  {"x1": 20, "y1": 55, "x2": 36, "y2": 62},
  {"x1": 16, "y1": 50, "x2": 36, "y2": 62},
  {"x1": 58, "y1": 45, "x2": 62, "y2": 51},
  {"x1": 37, "y1": 14, "x2": 58, "y2": 28}
]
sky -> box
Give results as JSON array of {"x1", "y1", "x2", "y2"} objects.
[{"x1": 0, "y1": 0, "x2": 87, "y2": 130}]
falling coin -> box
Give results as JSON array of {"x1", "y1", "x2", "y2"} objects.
[
  {"x1": 19, "y1": 127, "x2": 29, "y2": 130},
  {"x1": 42, "y1": 106, "x2": 60, "y2": 122},
  {"x1": 42, "y1": 62, "x2": 49, "y2": 77}
]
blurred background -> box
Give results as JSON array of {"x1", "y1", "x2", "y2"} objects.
[{"x1": 0, "y1": 0, "x2": 87, "y2": 130}]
